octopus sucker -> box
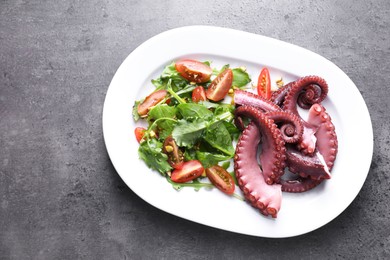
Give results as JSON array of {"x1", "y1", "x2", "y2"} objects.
[
  {"x1": 234, "y1": 122, "x2": 282, "y2": 218},
  {"x1": 280, "y1": 177, "x2": 323, "y2": 193},
  {"x1": 233, "y1": 75, "x2": 337, "y2": 216}
]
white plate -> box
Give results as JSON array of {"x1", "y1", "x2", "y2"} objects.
[{"x1": 102, "y1": 26, "x2": 373, "y2": 238}]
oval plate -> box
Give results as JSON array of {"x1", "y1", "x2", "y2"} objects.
[{"x1": 102, "y1": 26, "x2": 373, "y2": 238}]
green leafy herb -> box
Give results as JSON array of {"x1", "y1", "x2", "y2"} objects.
[
  {"x1": 152, "y1": 62, "x2": 189, "y2": 91},
  {"x1": 195, "y1": 151, "x2": 231, "y2": 168},
  {"x1": 184, "y1": 148, "x2": 197, "y2": 161},
  {"x1": 204, "y1": 122, "x2": 234, "y2": 156},
  {"x1": 177, "y1": 103, "x2": 213, "y2": 121},
  {"x1": 221, "y1": 161, "x2": 231, "y2": 170},
  {"x1": 222, "y1": 121, "x2": 240, "y2": 140},
  {"x1": 172, "y1": 111, "x2": 233, "y2": 148},
  {"x1": 232, "y1": 68, "x2": 251, "y2": 88},
  {"x1": 138, "y1": 139, "x2": 172, "y2": 174},
  {"x1": 148, "y1": 104, "x2": 177, "y2": 139},
  {"x1": 132, "y1": 100, "x2": 141, "y2": 121},
  {"x1": 148, "y1": 104, "x2": 177, "y2": 119},
  {"x1": 172, "y1": 119, "x2": 206, "y2": 147}
]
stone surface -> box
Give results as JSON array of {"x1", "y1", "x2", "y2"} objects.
[{"x1": 1, "y1": 0, "x2": 389, "y2": 259}]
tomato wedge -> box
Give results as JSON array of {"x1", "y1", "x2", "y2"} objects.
[
  {"x1": 205, "y1": 69, "x2": 233, "y2": 102},
  {"x1": 134, "y1": 127, "x2": 146, "y2": 143},
  {"x1": 175, "y1": 60, "x2": 212, "y2": 83},
  {"x1": 137, "y1": 89, "x2": 167, "y2": 116},
  {"x1": 163, "y1": 136, "x2": 184, "y2": 169},
  {"x1": 171, "y1": 160, "x2": 204, "y2": 183},
  {"x1": 257, "y1": 68, "x2": 271, "y2": 99},
  {"x1": 206, "y1": 165, "x2": 235, "y2": 195},
  {"x1": 192, "y1": 86, "x2": 207, "y2": 103}
]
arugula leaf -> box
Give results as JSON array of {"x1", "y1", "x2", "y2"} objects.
[
  {"x1": 162, "y1": 62, "x2": 188, "y2": 90},
  {"x1": 221, "y1": 161, "x2": 231, "y2": 170},
  {"x1": 172, "y1": 119, "x2": 206, "y2": 147},
  {"x1": 232, "y1": 68, "x2": 251, "y2": 88},
  {"x1": 184, "y1": 148, "x2": 197, "y2": 161},
  {"x1": 204, "y1": 122, "x2": 235, "y2": 156},
  {"x1": 138, "y1": 139, "x2": 172, "y2": 174},
  {"x1": 214, "y1": 103, "x2": 235, "y2": 116},
  {"x1": 222, "y1": 121, "x2": 240, "y2": 140},
  {"x1": 149, "y1": 104, "x2": 177, "y2": 119},
  {"x1": 177, "y1": 103, "x2": 213, "y2": 121},
  {"x1": 172, "y1": 110, "x2": 233, "y2": 147},
  {"x1": 195, "y1": 151, "x2": 231, "y2": 168},
  {"x1": 151, "y1": 62, "x2": 189, "y2": 91},
  {"x1": 203, "y1": 61, "x2": 212, "y2": 67},
  {"x1": 132, "y1": 100, "x2": 141, "y2": 121},
  {"x1": 160, "y1": 62, "x2": 181, "y2": 80},
  {"x1": 151, "y1": 77, "x2": 165, "y2": 90},
  {"x1": 198, "y1": 100, "x2": 220, "y2": 109},
  {"x1": 148, "y1": 104, "x2": 177, "y2": 139}
]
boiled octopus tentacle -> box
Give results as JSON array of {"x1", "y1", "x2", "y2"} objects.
[
  {"x1": 282, "y1": 76, "x2": 329, "y2": 114},
  {"x1": 297, "y1": 84, "x2": 322, "y2": 109},
  {"x1": 235, "y1": 106, "x2": 286, "y2": 185},
  {"x1": 286, "y1": 145, "x2": 331, "y2": 180},
  {"x1": 234, "y1": 122, "x2": 282, "y2": 218},
  {"x1": 233, "y1": 75, "x2": 338, "y2": 213},
  {"x1": 307, "y1": 104, "x2": 338, "y2": 171},
  {"x1": 271, "y1": 82, "x2": 293, "y2": 107},
  {"x1": 280, "y1": 77, "x2": 328, "y2": 155},
  {"x1": 285, "y1": 104, "x2": 338, "y2": 181},
  {"x1": 234, "y1": 89, "x2": 281, "y2": 112},
  {"x1": 265, "y1": 111, "x2": 303, "y2": 144},
  {"x1": 280, "y1": 175, "x2": 323, "y2": 193},
  {"x1": 234, "y1": 89, "x2": 282, "y2": 131}
]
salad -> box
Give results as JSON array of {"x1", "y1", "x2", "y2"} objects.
[{"x1": 133, "y1": 59, "x2": 273, "y2": 195}]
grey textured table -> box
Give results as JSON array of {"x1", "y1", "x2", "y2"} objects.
[{"x1": 1, "y1": 1, "x2": 389, "y2": 259}]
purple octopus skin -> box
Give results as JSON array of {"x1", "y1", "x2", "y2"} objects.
[
  {"x1": 234, "y1": 122, "x2": 282, "y2": 218},
  {"x1": 233, "y1": 89, "x2": 303, "y2": 144},
  {"x1": 285, "y1": 103, "x2": 338, "y2": 181},
  {"x1": 307, "y1": 103, "x2": 338, "y2": 171},
  {"x1": 270, "y1": 82, "x2": 293, "y2": 107},
  {"x1": 282, "y1": 76, "x2": 329, "y2": 114},
  {"x1": 280, "y1": 175, "x2": 323, "y2": 193},
  {"x1": 233, "y1": 76, "x2": 338, "y2": 197},
  {"x1": 265, "y1": 111, "x2": 303, "y2": 144},
  {"x1": 235, "y1": 110, "x2": 303, "y2": 144},
  {"x1": 234, "y1": 89, "x2": 281, "y2": 112},
  {"x1": 282, "y1": 76, "x2": 329, "y2": 155},
  {"x1": 272, "y1": 82, "x2": 322, "y2": 109},
  {"x1": 235, "y1": 106, "x2": 286, "y2": 185}
]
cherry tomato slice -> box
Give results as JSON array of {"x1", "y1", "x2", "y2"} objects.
[
  {"x1": 192, "y1": 86, "x2": 207, "y2": 103},
  {"x1": 134, "y1": 127, "x2": 146, "y2": 143},
  {"x1": 206, "y1": 165, "x2": 235, "y2": 195},
  {"x1": 175, "y1": 60, "x2": 212, "y2": 83},
  {"x1": 163, "y1": 136, "x2": 184, "y2": 169},
  {"x1": 171, "y1": 160, "x2": 204, "y2": 183},
  {"x1": 257, "y1": 68, "x2": 271, "y2": 99},
  {"x1": 137, "y1": 89, "x2": 167, "y2": 116},
  {"x1": 205, "y1": 69, "x2": 233, "y2": 102}
]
